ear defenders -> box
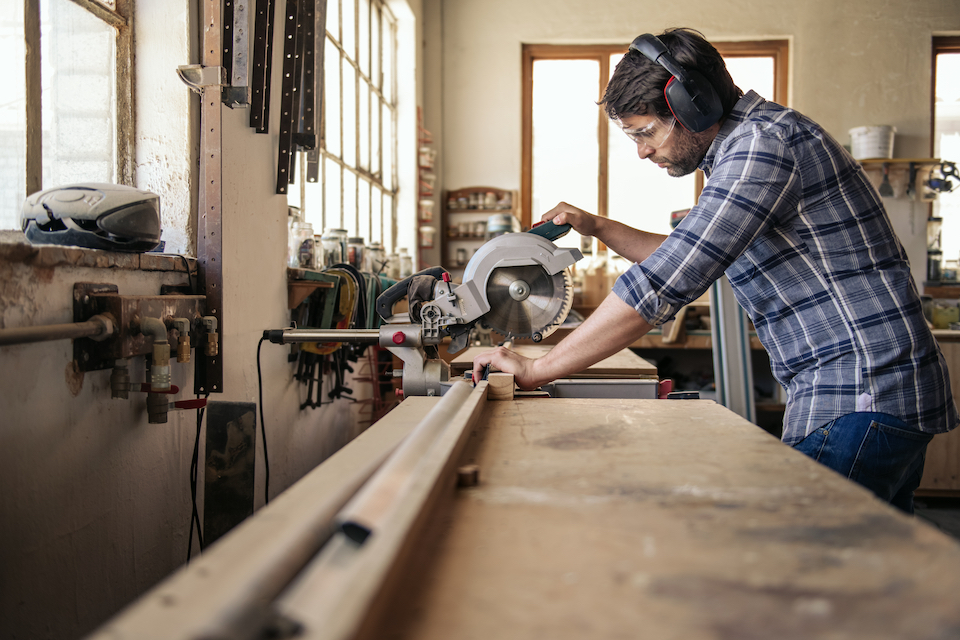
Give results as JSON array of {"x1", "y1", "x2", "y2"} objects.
[{"x1": 629, "y1": 34, "x2": 723, "y2": 133}]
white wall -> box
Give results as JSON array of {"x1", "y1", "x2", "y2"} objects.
[
  {"x1": 429, "y1": 0, "x2": 960, "y2": 205},
  {"x1": 0, "y1": 1, "x2": 421, "y2": 639}
]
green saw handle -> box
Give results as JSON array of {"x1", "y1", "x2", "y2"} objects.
[{"x1": 528, "y1": 220, "x2": 572, "y2": 241}]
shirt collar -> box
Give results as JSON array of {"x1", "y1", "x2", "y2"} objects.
[{"x1": 698, "y1": 90, "x2": 765, "y2": 174}]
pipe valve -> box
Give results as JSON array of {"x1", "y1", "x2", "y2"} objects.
[
  {"x1": 202, "y1": 316, "x2": 219, "y2": 357},
  {"x1": 172, "y1": 318, "x2": 192, "y2": 363}
]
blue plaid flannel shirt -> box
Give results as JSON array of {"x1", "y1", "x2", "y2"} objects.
[{"x1": 613, "y1": 91, "x2": 958, "y2": 445}]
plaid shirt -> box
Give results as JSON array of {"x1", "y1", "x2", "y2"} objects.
[{"x1": 613, "y1": 91, "x2": 958, "y2": 444}]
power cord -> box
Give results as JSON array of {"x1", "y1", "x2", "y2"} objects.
[
  {"x1": 187, "y1": 395, "x2": 208, "y2": 563},
  {"x1": 257, "y1": 336, "x2": 271, "y2": 504}
]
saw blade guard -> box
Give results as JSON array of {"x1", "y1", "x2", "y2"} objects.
[{"x1": 448, "y1": 233, "x2": 583, "y2": 325}]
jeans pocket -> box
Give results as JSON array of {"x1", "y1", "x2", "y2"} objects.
[{"x1": 848, "y1": 419, "x2": 933, "y2": 491}]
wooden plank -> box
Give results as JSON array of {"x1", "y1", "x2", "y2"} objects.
[
  {"x1": 87, "y1": 398, "x2": 437, "y2": 640},
  {"x1": 275, "y1": 383, "x2": 491, "y2": 640},
  {"x1": 363, "y1": 399, "x2": 960, "y2": 640},
  {"x1": 449, "y1": 345, "x2": 657, "y2": 377}
]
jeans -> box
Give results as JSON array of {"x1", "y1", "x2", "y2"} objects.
[{"x1": 792, "y1": 412, "x2": 933, "y2": 514}]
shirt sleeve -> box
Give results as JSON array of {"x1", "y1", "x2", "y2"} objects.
[{"x1": 613, "y1": 122, "x2": 803, "y2": 326}]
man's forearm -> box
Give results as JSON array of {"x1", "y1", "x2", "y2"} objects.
[
  {"x1": 529, "y1": 292, "x2": 654, "y2": 386},
  {"x1": 592, "y1": 217, "x2": 668, "y2": 265}
]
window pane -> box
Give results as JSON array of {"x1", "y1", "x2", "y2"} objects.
[
  {"x1": 532, "y1": 59, "x2": 599, "y2": 250},
  {"x1": 343, "y1": 169, "x2": 357, "y2": 234},
  {"x1": 324, "y1": 38, "x2": 341, "y2": 157},
  {"x1": 358, "y1": 177, "x2": 370, "y2": 242},
  {"x1": 358, "y1": 0, "x2": 370, "y2": 78},
  {"x1": 342, "y1": 59, "x2": 357, "y2": 166},
  {"x1": 326, "y1": 0, "x2": 340, "y2": 43},
  {"x1": 342, "y1": 0, "x2": 355, "y2": 60},
  {"x1": 383, "y1": 192, "x2": 393, "y2": 251},
  {"x1": 371, "y1": 186, "x2": 382, "y2": 245},
  {"x1": 382, "y1": 102, "x2": 393, "y2": 190},
  {"x1": 325, "y1": 157, "x2": 342, "y2": 227},
  {"x1": 43, "y1": 0, "x2": 117, "y2": 189},
  {"x1": 0, "y1": 3, "x2": 27, "y2": 228},
  {"x1": 935, "y1": 52, "x2": 960, "y2": 269},
  {"x1": 725, "y1": 57, "x2": 775, "y2": 101},
  {"x1": 359, "y1": 81, "x2": 370, "y2": 171},
  {"x1": 372, "y1": 93, "x2": 381, "y2": 176},
  {"x1": 382, "y1": 20, "x2": 393, "y2": 100},
  {"x1": 371, "y1": 4, "x2": 381, "y2": 89}
]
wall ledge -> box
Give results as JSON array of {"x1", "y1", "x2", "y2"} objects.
[{"x1": 0, "y1": 230, "x2": 194, "y2": 274}]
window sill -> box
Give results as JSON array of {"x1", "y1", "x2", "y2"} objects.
[{"x1": 0, "y1": 230, "x2": 194, "y2": 276}]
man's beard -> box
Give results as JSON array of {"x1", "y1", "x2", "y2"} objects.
[{"x1": 651, "y1": 127, "x2": 713, "y2": 177}]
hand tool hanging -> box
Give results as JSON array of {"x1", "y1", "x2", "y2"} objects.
[
  {"x1": 276, "y1": 0, "x2": 324, "y2": 194},
  {"x1": 222, "y1": 0, "x2": 250, "y2": 108},
  {"x1": 249, "y1": 0, "x2": 276, "y2": 132}
]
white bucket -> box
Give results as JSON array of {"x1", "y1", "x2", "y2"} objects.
[{"x1": 849, "y1": 125, "x2": 896, "y2": 160}]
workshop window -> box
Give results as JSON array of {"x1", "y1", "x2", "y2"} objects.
[
  {"x1": 933, "y1": 37, "x2": 960, "y2": 271},
  {"x1": 0, "y1": 0, "x2": 131, "y2": 231},
  {"x1": 522, "y1": 40, "x2": 788, "y2": 257},
  {"x1": 287, "y1": 0, "x2": 400, "y2": 252}
]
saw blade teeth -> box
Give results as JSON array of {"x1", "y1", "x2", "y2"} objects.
[{"x1": 483, "y1": 265, "x2": 574, "y2": 339}]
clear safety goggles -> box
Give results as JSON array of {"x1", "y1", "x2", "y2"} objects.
[{"x1": 622, "y1": 115, "x2": 677, "y2": 149}]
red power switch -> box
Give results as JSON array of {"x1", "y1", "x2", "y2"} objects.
[
  {"x1": 442, "y1": 272, "x2": 451, "y2": 283},
  {"x1": 392, "y1": 331, "x2": 406, "y2": 345}
]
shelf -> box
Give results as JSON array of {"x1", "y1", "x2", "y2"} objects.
[{"x1": 447, "y1": 208, "x2": 515, "y2": 214}]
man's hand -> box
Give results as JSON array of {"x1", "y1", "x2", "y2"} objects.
[
  {"x1": 471, "y1": 346, "x2": 543, "y2": 391},
  {"x1": 541, "y1": 202, "x2": 600, "y2": 237},
  {"x1": 541, "y1": 201, "x2": 669, "y2": 265}
]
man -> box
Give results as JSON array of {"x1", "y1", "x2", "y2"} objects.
[{"x1": 472, "y1": 28, "x2": 957, "y2": 513}]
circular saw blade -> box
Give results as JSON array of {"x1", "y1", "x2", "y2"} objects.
[{"x1": 483, "y1": 265, "x2": 573, "y2": 340}]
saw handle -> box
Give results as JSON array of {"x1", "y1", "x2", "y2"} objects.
[
  {"x1": 376, "y1": 265, "x2": 448, "y2": 321},
  {"x1": 528, "y1": 220, "x2": 572, "y2": 241}
]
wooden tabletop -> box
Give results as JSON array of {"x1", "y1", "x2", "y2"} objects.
[
  {"x1": 449, "y1": 344, "x2": 658, "y2": 377},
  {"x1": 371, "y1": 398, "x2": 960, "y2": 639}
]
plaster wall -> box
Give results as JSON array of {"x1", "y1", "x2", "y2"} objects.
[
  {"x1": 429, "y1": 0, "x2": 960, "y2": 200},
  {"x1": 0, "y1": 1, "x2": 420, "y2": 638}
]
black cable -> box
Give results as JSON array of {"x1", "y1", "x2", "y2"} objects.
[
  {"x1": 257, "y1": 337, "x2": 271, "y2": 504},
  {"x1": 187, "y1": 397, "x2": 208, "y2": 563}
]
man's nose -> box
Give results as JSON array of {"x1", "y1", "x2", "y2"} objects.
[{"x1": 636, "y1": 143, "x2": 654, "y2": 159}]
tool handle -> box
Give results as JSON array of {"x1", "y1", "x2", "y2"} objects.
[
  {"x1": 376, "y1": 266, "x2": 447, "y2": 321},
  {"x1": 528, "y1": 220, "x2": 572, "y2": 241}
]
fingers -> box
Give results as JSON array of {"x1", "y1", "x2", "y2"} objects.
[{"x1": 540, "y1": 202, "x2": 596, "y2": 236}]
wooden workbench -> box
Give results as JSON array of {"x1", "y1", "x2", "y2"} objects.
[
  {"x1": 448, "y1": 344, "x2": 658, "y2": 378},
  {"x1": 356, "y1": 398, "x2": 960, "y2": 639}
]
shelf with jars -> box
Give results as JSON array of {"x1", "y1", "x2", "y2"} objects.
[
  {"x1": 442, "y1": 186, "x2": 520, "y2": 279},
  {"x1": 417, "y1": 108, "x2": 438, "y2": 270}
]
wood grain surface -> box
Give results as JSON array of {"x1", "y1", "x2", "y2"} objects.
[{"x1": 367, "y1": 398, "x2": 960, "y2": 640}]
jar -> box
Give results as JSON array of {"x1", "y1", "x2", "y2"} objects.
[
  {"x1": 398, "y1": 248, "x2": 414, "y2": 279},
  {"x1": 484, "y1": 192, "x2": 497, "y2": 209},
  {"x1": 295, "y1": 221, "x2": 315, "y2": 269},
  {"x1": 321, "y1": 228, "x2": 348, "y2": 267},
  {"x1": 456, "y1": 247, "x2": 468, "y2": 266},
  {"x1": 387, "y1": 252, "x2": 400, "y2": 280},
  {"x1": 366, "y1": 242, "x2": 385, "y2": 274},
  {"x1": 347, "y1": 237, "x2": 365, "y2": 271},
  {"x1": 473, "y1": 221, "x2": 486, "y2": 237},
  {"x1": 419, "y1": 226, "x2": 436, "y2": 248}
]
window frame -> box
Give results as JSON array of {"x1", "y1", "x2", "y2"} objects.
[
  {"x1": 931, "y1": 36, "x2": 960, "y2": 156},
  {"x1": 520, "y1": 39, "x2": 789, "y2": 230},
  {"x1": 295, "y1": 0, "x2": 399, "y2": 251},
  {"x1": 22, "y1": 0, "x2": 133, "y2": 199}
]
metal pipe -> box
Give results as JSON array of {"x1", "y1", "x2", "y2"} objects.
[
  {"x1": 0, "y1": 314, "x2": 115, "y2": 346},
  {"x1": 264, "y1": 328, "x2": 382, "y2": 344}
]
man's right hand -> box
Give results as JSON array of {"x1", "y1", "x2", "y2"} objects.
[{"x1": 541, "y1": 202, "x2": 600, "y2": 237}]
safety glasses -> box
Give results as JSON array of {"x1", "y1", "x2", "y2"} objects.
[{"x1": 621, "y1": 115, "x2": 677, "y2": 150}]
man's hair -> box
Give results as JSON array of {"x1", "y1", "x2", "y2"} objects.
[{"x1": 601, "y1": 28, "x2": 741, "y2": 122}]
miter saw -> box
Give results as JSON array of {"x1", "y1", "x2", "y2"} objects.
[{"x1": 264, "y1": 221, "x2": 582, "y2": 396}]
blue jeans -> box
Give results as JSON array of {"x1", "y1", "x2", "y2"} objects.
[{"x1": 792, "y1": 412, "x2": 933, "y2": 514}]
